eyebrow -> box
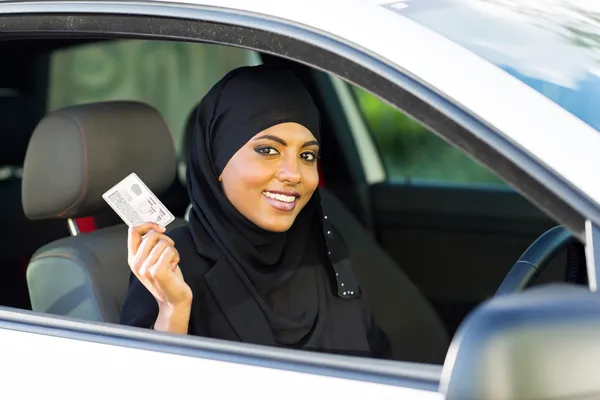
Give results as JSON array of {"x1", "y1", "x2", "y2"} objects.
[{"x1": 254, "y1": 135, "x2": 320, "y2": 148}]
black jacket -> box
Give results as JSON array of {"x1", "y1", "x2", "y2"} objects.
[{"x1": 121, "y1": 225, "x2": 391, "y2": 359}]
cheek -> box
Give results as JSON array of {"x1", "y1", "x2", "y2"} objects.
[
  {"x1": 302, "y1": 167, "x2": 320, "y2": 195},
  {"x1": 223, "y1": 155, "x2": 272, "y2": 195},
  {"x1": 235, "y1": 164, "x2": 272, "y2": 190}
]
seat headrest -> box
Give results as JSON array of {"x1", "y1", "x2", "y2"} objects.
[
  {"x1": 0, "y1": 95, "x2": 45, "y2": 166},
  {"x1": 22, "y1": 101, "x2": 176, "y2": 220}
]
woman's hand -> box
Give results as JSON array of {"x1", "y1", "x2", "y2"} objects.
[{"x1": 127, "y1": 222, "x2": 192, "y2": 333}]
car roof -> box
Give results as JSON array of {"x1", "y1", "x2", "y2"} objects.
[{"x1": 2, "y1": 0, "x2": 600, "y2": 210}]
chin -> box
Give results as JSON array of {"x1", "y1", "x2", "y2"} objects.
[
  {"x1": 267, "y1": 226, "x2": 291, "y2": 233},
  {"x1": 262, "y1": 223, "x2": 293, "y2": 233},
  {"x1": 257, "y1": 216, "x2": 295, "y2": 232}
]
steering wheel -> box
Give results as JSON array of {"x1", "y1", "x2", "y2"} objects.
[{"x1": 495, "y1": 226, "x2": 578, "y2": 296}]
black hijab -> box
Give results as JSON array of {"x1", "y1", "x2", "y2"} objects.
[{"x1": 186, "y1": 65, "x2": 360, "y2": 347}]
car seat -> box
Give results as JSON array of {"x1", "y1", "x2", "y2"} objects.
[{"x1": 23, "y1": 101, "x2": 185, "y2": 322}]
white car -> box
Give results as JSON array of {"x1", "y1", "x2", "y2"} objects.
[{"x1": 1, "y1": 1, "x2": 600, "y2": 399}]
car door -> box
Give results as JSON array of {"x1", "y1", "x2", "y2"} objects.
[
  {"x1": 0, "y1": 308, "x2": 443, "y2": 399},
  {"x1": 0, "y1": 0, "x2": 591, "y2": 396}
]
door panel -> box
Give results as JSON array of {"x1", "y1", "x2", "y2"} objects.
[
  {"x1": 0, "y1": 308, "x2": 443, "y2": 399},
  {"x1": 371, "y1": 183, "x2": 565, "y2": 334}
]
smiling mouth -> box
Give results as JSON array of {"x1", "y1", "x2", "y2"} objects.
[{"x1": 262, "y1": 191, "x2": 298, "y2": 212}]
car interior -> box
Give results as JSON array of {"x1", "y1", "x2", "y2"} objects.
[{"x1": 0, "y1": 37, "x2": 588, "y2": 365}]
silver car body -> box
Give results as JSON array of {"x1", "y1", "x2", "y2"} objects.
[{"x1": 0, "y1": 0, "x2": 599, "y2": 398}]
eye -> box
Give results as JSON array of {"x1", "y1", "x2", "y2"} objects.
[
  {"x1": 300, "y1": 151, "x2": 318, "y2": 163},
  {"x1": 254, "y1": 146, "x2": 279, "y2": 157}
]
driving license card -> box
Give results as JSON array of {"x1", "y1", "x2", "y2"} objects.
[{"x1": 102, "y1": 173, "x2": 175, "y2": 228}]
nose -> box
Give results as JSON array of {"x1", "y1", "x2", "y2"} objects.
[{"x1": 276, "y1": 154, "x2": 301, "y2": 184}]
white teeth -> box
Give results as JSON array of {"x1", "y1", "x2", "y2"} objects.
[{"x1": 263, "y1": 191, "x2": 296, "y2": 203}]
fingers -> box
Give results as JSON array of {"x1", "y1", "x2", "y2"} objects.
[
  {"x1": 142, "y1": 239, "x2": 178, "y2": 275},
  {"x1": 133, "y1": 241, "x2": 189, "y2": 307},
  {"x1": 145, "y1": 246, "x2": 180, "y2": 285},
  {"x1": 158, "y1": 246, "x2": 179, "y2": 266},
  {"x1": 128, "y1": 222, "x2": 165, "y2": 259},
  {"x1": 128, "y1": 228, "x2": 174, "y2": 275}
]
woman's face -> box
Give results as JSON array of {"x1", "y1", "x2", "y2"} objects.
[{"x1": 219, "y1": 122, "x2": 320, "y2": 232}]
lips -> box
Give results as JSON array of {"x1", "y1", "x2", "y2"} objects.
[{"x1": 262, "y1": 190, "x2": 298, "y2": 212}]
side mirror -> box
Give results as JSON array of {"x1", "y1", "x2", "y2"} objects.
[{"x1": 440, "y1": 283, "x2": 600, "y2": 400}]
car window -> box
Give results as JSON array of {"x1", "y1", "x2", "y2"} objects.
[
  {"x1": 48, "y1": 40, "x2": 260, "y2": 154},
  {"x1": 352, "y1": 87, "x2": 505, "y2": 185},
  {"x1": 385, "y1": 0, "x2": 600, "y2": 135}
]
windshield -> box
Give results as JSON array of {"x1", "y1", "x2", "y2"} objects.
[{"x1": 384, "y1": 0, "x2": 600, "y2": 132}]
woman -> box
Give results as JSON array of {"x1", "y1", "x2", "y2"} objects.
[{"x1": 121, "y1": 65, "x2": 391, "y2": 359}]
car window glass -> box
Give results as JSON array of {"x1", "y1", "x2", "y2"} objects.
[
  {"x1": 386, "y1": 0, "x2": 600, "y2": 134},
  {"x1": 352, "y1": 87, "x2": 505, "y2": 185},
  {"x1": 48, "y1": 40, "x2": 260, "y2": 154}
]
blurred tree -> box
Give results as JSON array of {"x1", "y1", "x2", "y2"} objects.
[{"x1": 353, "y1": 87, "x2": 504, "y2": 185}]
